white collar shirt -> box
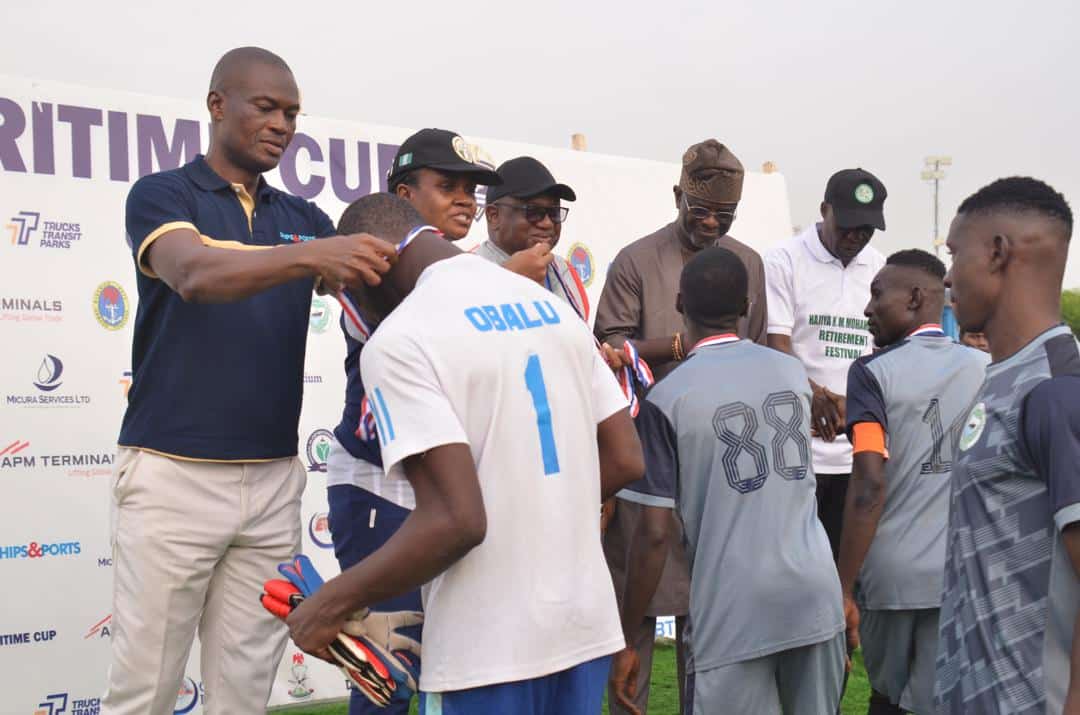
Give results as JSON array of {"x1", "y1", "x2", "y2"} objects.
[{"x1": 764, "y1": 224, "x2": 885, "y2": 473}]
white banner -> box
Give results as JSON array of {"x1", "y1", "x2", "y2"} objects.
[{"x1": 0, "y1": 75, "x2": 792, "y2": 713}]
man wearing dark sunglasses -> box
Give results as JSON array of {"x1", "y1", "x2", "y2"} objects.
[
  {"x1": 477, "y1": 156, "x2": 591, "y2": 321},
  {"x1": 594, "y1": 139, "x2": 767, "y2": 715}
]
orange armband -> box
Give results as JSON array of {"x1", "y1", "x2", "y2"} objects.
[{"x1": 852, "y1": 422, "x2": 889, "y2": 458}]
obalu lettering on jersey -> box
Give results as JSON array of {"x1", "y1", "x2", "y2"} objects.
[{"x1": 464, "y1": 301, "x2": 561, "y2": 332}]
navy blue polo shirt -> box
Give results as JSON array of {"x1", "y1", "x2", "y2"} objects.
[{"x1": 119, "y1": 155, "x2": 335, "y2": 460}]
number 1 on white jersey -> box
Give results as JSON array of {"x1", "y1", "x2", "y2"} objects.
[{"x1": 524, "y1": 353, "x2": 560, "y2": 476}]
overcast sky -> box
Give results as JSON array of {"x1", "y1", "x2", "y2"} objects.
[{"x1": 5, "y1": 0, "x2": 1079, "y2": 284}]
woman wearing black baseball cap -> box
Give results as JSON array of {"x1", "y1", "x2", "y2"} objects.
[
  {"x1": 386, "y1": 128, "x2": 501, "y2": 240},
  {"x1": 327, "y1": 128, "x2": 517, "y2": 715}
]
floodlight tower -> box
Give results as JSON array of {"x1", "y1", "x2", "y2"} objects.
[{"x1": 921, "y1": 156, "x2": 952, "y2": 257}]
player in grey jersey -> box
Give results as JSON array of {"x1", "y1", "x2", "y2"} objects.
[
  {"x1": 609, "y1": 246, "x2": 844, "y2": 715},
  {"x1": 935, "y1": 177, "x2": 1080, "y2": 715},
  {"x1": 837, "y1": 249, "x2": 989, "y2": 715}
]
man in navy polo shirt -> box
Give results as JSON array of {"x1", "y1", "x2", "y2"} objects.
[{"x1": 103, "y1": 47, "x2": 396, "y2": 715}]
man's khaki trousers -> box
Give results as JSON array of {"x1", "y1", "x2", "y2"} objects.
[{"x1": 102, "y1": 448, "x2": 305, "y2": 715}]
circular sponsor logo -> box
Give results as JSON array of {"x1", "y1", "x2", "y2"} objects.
[
  {"x1": 309, "y1": 297, "x2": 332, "y2": 334},
  {"x1": 308, "y1": 512, "x2": 333, "y2": 548},
  {"x1": 306, "y1": 429, "x2": 334, "y2": 472},
  {"x1": 93, "y1": 281, "x2": 129, "y2": 330},
  {"x1": 958, "y1": 402, "x2": 987, "y2": 451},
  {"x1": 854, "y1": 183, "x2": 875, "y2": 204},
  {"x1": 174, "y1": 676, "x2": 199, "y2": 714},
  {"x1": 451, "y1": 135, "x2": 472, "y2": 163},
  {"x1": 567, "y1": 243, "x2": 595, "y2": 288}
]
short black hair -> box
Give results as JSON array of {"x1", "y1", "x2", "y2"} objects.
[
  {"x1": 957, "y1": 177, "x2": 1073, "y2": 239},
  {"x1": 680, "y1": 246, "x2": 748, "y2": 326},
  {"x1": 886, "y1": 249, "x2": 946, "y2": 280},
  {"x1": 388, "y1": 169, "x2": 420, "y2": 193},
  {"x1": 338, "y1": 192, "x2": 422, "y2": 241}
]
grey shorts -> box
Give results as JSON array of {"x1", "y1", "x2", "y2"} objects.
[
  {"x1": 859, "y1": 608, "x2": 939, "y2": 715},
  {"x1": 687, "y1": 632, "x2": 845, "y2": 715}
]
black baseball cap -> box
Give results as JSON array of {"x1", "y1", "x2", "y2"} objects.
[
  {"x1": 387, "y1": 128, "x2": 502, "y2": 188},
  {"x1": 824, "y1": 168, "x2": 887, "y2": 230},
  {"x1": 486, "y1": 156, "x2": 576, "y2": 204}
]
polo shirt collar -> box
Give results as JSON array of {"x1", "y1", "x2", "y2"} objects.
[
  {"x1": 184, "y1": 155, "x2": 273, "y2": 200},
  {"x1": 803, "y1": 222, "x2": 873, "y2": 267},
  {"x1": 480, "y1": 240, "x2": 511, "y2": 262}
]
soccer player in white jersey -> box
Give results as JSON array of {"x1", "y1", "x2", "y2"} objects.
[
  {"x1": 286, "y1": 193, "x2": 645, "y2": 714},
  {"x1": 325, "y1": 129, "x2": 503, "y2": 715}
]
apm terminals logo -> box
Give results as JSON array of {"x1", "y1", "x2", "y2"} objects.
[
  {"x1": 0, "y1": 295, "x2": 63, "y2": 323},
  {"x1": 1, "y1": 439, "x2": 31, "y2": 467},
  {"x1": 84, "y1": 615, "x2": 111, "y2": 640},
  {"x1": 0, "y1": 439, "x2": 115, "y2": 476}
]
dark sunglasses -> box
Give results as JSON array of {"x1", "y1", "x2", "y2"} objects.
[{"x1": 497, "y1": 203, "x2": 570, "y2": 224}]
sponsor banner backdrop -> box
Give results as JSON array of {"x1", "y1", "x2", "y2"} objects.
[{"x1": 0, "y1": 75, "x2": 792, "y2": 712}]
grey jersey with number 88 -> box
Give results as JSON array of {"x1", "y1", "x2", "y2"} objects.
[{"x1": 621, "y1": 339, "x2": 843, "y2": 671}]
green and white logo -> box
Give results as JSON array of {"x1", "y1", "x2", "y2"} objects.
[
  {"x1": 959, "y1": 402, "x2": 987, "y2": 451},
  {"x1": 309, "y1": 297, "x2": 332, "y2": 334},
  {"x1": 399, "y1": 152, "x2": 413, "y2": 167},
  {"x1": 305, "y1": 428, "x2": 334, "y2": 472},
  {"x1": 854, "y1": 183, "x2": 875, "y2": 204}
]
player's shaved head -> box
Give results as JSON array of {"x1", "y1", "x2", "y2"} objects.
[
  {"x1": 866, "y1": 249, "x2": 946, "y2": 347},
  {"x1": 678, "y1": 246, "x2": 749, "y2": 329},
  {"x1": 209, "y1": 46, "x2": 293, "y2": 94},
  {"x1": 884, "y1": 249, "x2": 947, "y2": 312},
  {"x1": 957, "y1": 177, "x2": 1072, "y2": 241},
  {"x1": 339, "y1": 192, "x2": 424, "y2": 243},
  {"x1": 946, "y1": 176, "x2": 1072, "y2": 359},
  {"x1": 887, "y1": 249, "x2": 946, "y2": 281},
  {"x1": 342, "y1": 193, "x2": 461, "y2": 320}
]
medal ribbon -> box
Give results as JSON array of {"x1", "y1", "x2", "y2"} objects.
[
  {"x1": 336, "y1": 225, "x2": 444, "y2": 345},
  {"x1": 909, "y1": 323, "x2": 945, "y2": 337},
  {"x1": 691, "y1": 333, "x2": 740, "y2": 351},
  {"x1": 617, "y1": 340, "x2": 655, "y2": 417},
  {"x1": 347, "y1": 224, "x2": 444, "y2": 442}
]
